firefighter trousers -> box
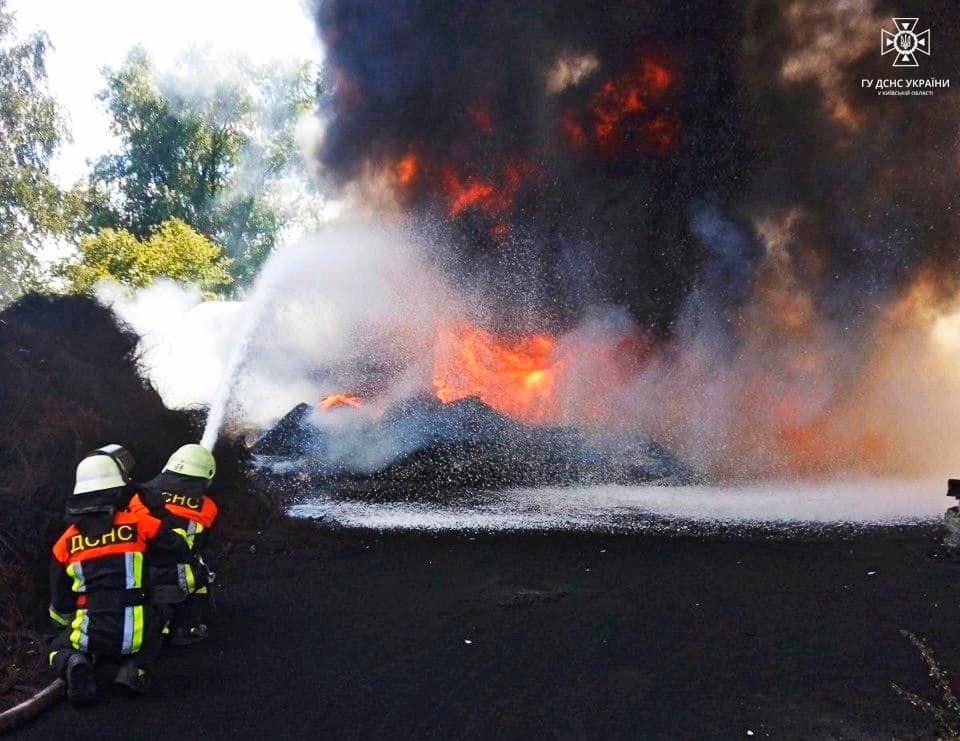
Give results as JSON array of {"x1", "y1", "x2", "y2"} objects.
[{"x1": 49, "y1": 605, "x2": 164, "y2": 677}]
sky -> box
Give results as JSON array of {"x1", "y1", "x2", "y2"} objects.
[{"x1": 8, "y1": 0, "x2": 323, "y2": 188}]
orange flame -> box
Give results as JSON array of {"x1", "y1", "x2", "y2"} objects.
[
  {"x1": 440, "y1": 160, "x2": 532, "y2": 218},
  {"x1": 564, "y1": 57, "x2": 677, "y2": 154},
  {"x1": 394, "y1": 152, "x2": 419, "y2": 186},
  {"x1": 433, "y1": 322, "x2": 561, "y2": 424},
  {"x1": 441, "y1": 170, "x2": 498, "y2": 216},
  {"x1": 319, "y1": 393, "x2": 362, "y2": 410},
  {"x1": 773, "y1": 397, "x2": 890, "y2": 475},
  {"x1": 489, "y1": 222, "x2": 511, "y2": 238}
]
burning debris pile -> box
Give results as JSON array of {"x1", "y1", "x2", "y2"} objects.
[
  {"x1": 252, "y1": 395, "x2": 695, "y2": 496},
  {"x1": 247, "y1": 293, "x2": 694, "y2": 492}
]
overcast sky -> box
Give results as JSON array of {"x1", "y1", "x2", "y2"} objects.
[{"x1": 9, "y1": 0, "x2": 323, "y2": 188}]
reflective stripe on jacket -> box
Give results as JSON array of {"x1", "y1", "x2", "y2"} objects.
[
  {"x1": 49, "y1": 509, "x2": 187, "y2": 655},
  {"x1": 128, "y1": 489, "x2": 217, "y2": 599}
]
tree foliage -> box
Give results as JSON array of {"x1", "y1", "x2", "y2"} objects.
[
  {"x1": 0, "y1": 0, "x2": 68, "y2": 305},
  {"x1": 86, "y1": 48, "x2": 319, "y2": 288},
  {"x1": 60, "y1": 217, "x2": 232, "y2": 295}
]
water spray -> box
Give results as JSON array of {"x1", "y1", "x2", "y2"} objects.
[
  {"x1": 199, "y1": 250, "x2": 291, "y2": 450},
  {"x1": 199, "y1": 300, "x2": 268, "y2": 450}
]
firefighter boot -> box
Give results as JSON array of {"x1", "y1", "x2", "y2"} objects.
[
  {"x1": 65, "y1": 653, "x2": 97, "y2": 705},
  {"x1": 114, "y1": 660, "x2": 150, "y2": 695}
]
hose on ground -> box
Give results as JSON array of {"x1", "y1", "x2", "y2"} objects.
[{"x1": 0, "y1": 679, "x2": 64, "y2": 734}]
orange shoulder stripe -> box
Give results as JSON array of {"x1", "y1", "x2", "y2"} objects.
[
  {"x1": 127, "y1": 494, "x2": 148, "y2": 514},
  {"x1": 164, "y1": 497, "x2": 217, "y2": 529},
  {"x1": 52, "y1": 526, "x2": 78, "y2": 563}
]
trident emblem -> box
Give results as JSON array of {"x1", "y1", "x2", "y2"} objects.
[{"x1": 881, "y1": 18, "x2": 931, "y2": 67}]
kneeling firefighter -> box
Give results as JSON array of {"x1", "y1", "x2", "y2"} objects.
[
  {"x1": 49, "y1": 446, "x2": 192, "y2": 704},
  {"x1": 129, "y1": 444, "x2": 218, "y2": 646}
]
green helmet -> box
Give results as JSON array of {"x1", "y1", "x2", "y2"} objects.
[
  {"x1": 74, "y1": 455, "x2": 127, "y2": 495},
  {"x1": 163, "y1": 444, "x2": 216, "y2": 483}
]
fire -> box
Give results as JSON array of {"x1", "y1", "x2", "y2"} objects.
[
  {"x1": 432, "y1": 322, "x2": 561, "y2": 423},
  {"x1": 440, "y1": 160, "x2": 532, "y2": 218},
  {"x1": 319, "y1": 393, "x2": 362, "y2": 410},
  {"x1": 489, "y1": 222, "x2": 511, "y2": 238},
  {"x1": 441, "y1": 170, "x2": 497, "y2": 216},
  {"x1": 563, "y1": 57, "x2": 678, "y2": 154},
  {"x1": 394, "y1": 152, "x2": 419, "y2": 185},
  {"x1": 645, "y1": 114, "x2": 679, "y2": 155}
]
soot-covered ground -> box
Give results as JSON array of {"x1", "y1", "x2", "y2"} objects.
[{"x1": 16, "y1": 525, "x2": 959, "y2": 739}]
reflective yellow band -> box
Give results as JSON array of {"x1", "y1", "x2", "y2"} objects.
[
  {"x1": 174, "y1": 521, "x2": 203, "y2": 550},
  {"x1": 66, "y1": 561, "x2": 85, "y2": 593},
  {"x1": 49, "y1": 605, "x2": 72, "y2": 626},
  {"x1": 49, "y1": 651, "x2": 58, "y2": 666},
  {"x1": 133, "y1": 551, "x2": 143, "y2": 588},
  {"x1": 131, "y1": 605, "x2": 144, "y2": 653},
  {"x1": 177, "y1": 563, "x2": 197, "y2": 594},
  {"x1": 69, "y1": 609, "x2": 88, "y2": 651}
]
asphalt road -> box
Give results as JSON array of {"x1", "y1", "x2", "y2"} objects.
[{"x1": 14, "y1": 527, "x2": 958, "y2": 739}]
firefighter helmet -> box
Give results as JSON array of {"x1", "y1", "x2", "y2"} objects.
[
  {"x1": 163, "y1": 444, "x2": 216, "y2": 483},
  {"x1": 73, "y1": 455, "x2": 128, "y2": 495},
  {"x1": 85, "y1": 444, "x2": 135, "y2": 483}
]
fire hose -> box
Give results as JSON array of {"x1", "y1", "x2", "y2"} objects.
[
  {"x1": 0, "y1": 557, "x2": 216, "y2": 733},
  {"x1": 0, "y1": 679, "x2": 65, "y2": 734}
]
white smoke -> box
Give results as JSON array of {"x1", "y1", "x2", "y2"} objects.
[
  {"x1": 99, "y1": 281, "x2": 244, "y2": 410},
  {"x1": 102, "y1": 220, "x2": 461, "y2": 434}
]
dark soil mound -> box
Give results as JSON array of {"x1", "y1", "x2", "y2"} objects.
[
  {"x1": 0, "y1": 294, "x2": 263, "y2": 594},
  {"x1": 0, "y1": 294, "x2": 193, "y2": 562}
]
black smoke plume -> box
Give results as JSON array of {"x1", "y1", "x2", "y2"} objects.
[{"x1": 313, "y1": 0, "x2": 960, "y2": 337}]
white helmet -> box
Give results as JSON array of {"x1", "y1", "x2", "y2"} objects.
[
  {"x1": 86, "y1": 444, "x2": 135, "y2": 483},
  {"x1": 73, "y1": 455, "x2": 127, "y2": 495},
  {"x1": 163, "y1": 444, "x2": 216, "y2": 483}
]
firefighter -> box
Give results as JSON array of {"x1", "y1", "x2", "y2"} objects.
[
  {"x1": 49, "y1": 448, "x2": 191, "y2": 704},
  {"x1": 129, "y1": 443, "x2": 218, "y2": 646}
]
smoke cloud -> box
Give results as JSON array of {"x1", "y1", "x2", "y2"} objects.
[
  {"x1": 112, "y1": 1, "x2": 960, "y2": 483},
  {"x1": 294, "y1": 0, "x2": 960, "y2": 478},
  {"x1": 106, "y1": 221, "x2": 462, "y2": 429},
  {"x1": 314, "y1": 0, "x2": 960, "y2": 329}
]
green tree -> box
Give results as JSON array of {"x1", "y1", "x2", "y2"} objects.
[
  {"x1": 0, "y1": 0, "x2": 69, "y2": 304},
  {"x1": 60, "y1": 217, "x2": 232, "y2": 295},
  {"x1": 86, "y1": 48, "x2": 319, "y2": 288}
]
